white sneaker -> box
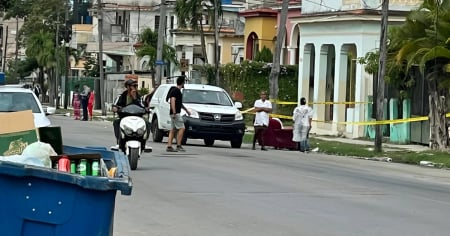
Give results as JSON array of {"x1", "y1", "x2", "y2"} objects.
[
  {"x1": 110, "y1": 144, "x2": 119, "y2": 150},
  {"x1": 144, "y1": 145, "x2": 152, "y2": 153}
]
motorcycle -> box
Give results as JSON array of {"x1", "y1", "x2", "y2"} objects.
[{"x1": 112, "y1": 104, "x2": 152, "y2": 170}]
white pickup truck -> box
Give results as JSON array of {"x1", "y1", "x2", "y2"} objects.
[{"x1": 148, "y1": 83, "x2": 246, "y2": 148}]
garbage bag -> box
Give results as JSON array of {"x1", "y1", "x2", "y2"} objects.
[
  {"x1": 0, "y1": 155, "x2": 48, "y2": 167},
  {"x1": 20, "y1": 141, "x2": 56, "y2": 168}
]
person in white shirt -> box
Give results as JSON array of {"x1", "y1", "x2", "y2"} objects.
[
  {"x1": 292, "y1": 97, "x2": 313, "y2": 152},
  {"x1": 252, "y1": 91, "x2": 272, "y2": 151}
]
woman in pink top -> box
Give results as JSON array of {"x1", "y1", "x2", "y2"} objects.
[
  {"x1": 88, "y1": 91, "x2": 95, "y2": 121},
  {"x1": 73, "y1": 85, "x2": 81, "y2": 120}
]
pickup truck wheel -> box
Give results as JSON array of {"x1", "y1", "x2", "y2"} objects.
[
  {"x1": 230, "y1": 137, "x2": 242, "y2": 148},
  {"x1": 204, "y1": 138, "x2": 214, "y2": 146},
  {"x1": 152, "y1": 119, "x2": 164, "y2": 142}
]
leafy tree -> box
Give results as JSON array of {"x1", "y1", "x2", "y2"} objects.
[
  {"x1": 135, "y1": 28, "x2": 177, "y2": 87},
  {"x1": 25, "y1": 30, "x2": 57, "y2": 105},
  {"x1": 1, "y1": 0, "x2": 31, "y2": 19},
  {"x1": 83, "y1": 55, "x2": 99, "y2": 77},
  {"x1": 175, "y1": 0, "x2": 216, "y2": 64},
  {"x1": 0, "y1": 0, "x2": 13, "y2": 10},
  {"x1": 175, "y1": 0, "x2": 223, "y2": 85},
  {"x1": 254, "y1": 46, "x2": 273, "y2": 63},
  {"x1": 388, "y1": 0, "x2": 450, "y2": 150},
  {"x1": 17, "y1": 57, "x2": 39, "y2": 78},
  {"x1": 1, "y1": 0, "x2": 65, "y2": 107},
  {"x1": 18, "y1": 0, "x2": 65, "y2": 46},
  {"x1": 138, "y1": 87, "x2": 149, "y2": 96}
]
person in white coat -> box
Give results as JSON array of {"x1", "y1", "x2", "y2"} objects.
[{"x1": 292, "y1": 97, "x2": 313, "y2": 152}]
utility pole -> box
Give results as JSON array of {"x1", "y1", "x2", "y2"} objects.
[
  {"x1": 64, "y1": 0, "x2": 70, "y2": 109},
  {"x1": 14, "y1": 16, "x2": 19, "y2": 78},
  {"x1": 54, "y1": 13, "x2": 60, "y2": 108},
  {"x1": 2, "y1": 26, "x2": 7, "y2": 72},
  {"x1": 213, "y1": 0, "x2": 220, "y2": 86},
  {"x1": 155, "y1": 0, "x2": 167, "y2": 86},
  {"x1": 375, "y1": 0, "x2": 389, "y2": 153},
  {"x1": 268, "y1": 0, "x2": 289, "y2": 113},
  {"x1": 98, "y1": 0, "x2": 106, "y2": 116}
]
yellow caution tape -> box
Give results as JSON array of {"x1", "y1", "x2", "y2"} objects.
[
  {"x1": 242, "y1": 110, "x2": 450, "y2": 126},
  {"x1": 241, "y1": 108, "x2": 254, "y2": 114},
  {"x1": 309, "y1": 101, "x2": 371, "y2": 105},
  {"x1": 268, "y1": 99, "x2": 372, "y2": 105}
]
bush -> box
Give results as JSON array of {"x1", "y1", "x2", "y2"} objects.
[{"x1": 254, "y1": 46, "x2": 273, "y2": 63}]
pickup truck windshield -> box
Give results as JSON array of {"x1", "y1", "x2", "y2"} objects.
[
  {"x1": 183, "y1": 89, "x2": 233, "y2": 106},
  {"x1": 0, "y1": 92, "x2": 41, "y2": 113}
]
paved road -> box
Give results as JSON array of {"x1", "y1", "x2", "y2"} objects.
[{"x1": 50, "y1": 115, "x2": 450, "y2": 236}]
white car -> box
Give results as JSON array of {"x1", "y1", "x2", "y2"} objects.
[
  {"x1": 148, "y1": 83, "x2": 246, "y2": 148},
  {"x1": 0, "y1": 86, "x2": 55, "y2": 127}
]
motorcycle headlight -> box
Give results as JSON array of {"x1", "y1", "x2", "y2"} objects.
[
  {"x1": 136, "y1": 127, "x2": 145, "y2": 136},
  {"x1": 124, "y1": 127, "x2": 133, "y2": 136},
  {"x1": 235, "y1": 111, "x2": 243, "y2": 120}
]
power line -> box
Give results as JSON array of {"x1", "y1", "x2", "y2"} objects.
[
  {"x1": 361, "y1": 0, "x2": 383, "y2": 10},
  {"x1": 294, "y1": 0, "x2": 340, "y2": 11}
]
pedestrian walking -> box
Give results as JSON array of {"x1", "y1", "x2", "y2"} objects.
[
  {"x1": 292, "y1": 97, "x2": 313, "y2": 152},
  {"x1": 166, "y1": 76, "x2": 191, "y2": 152},
  {"x1": 252, "y1": 90, "x2": 272, "y2": 151},
  {"x1": 88, "y1": 90, "x2": 95, "y2": 121},
  {"x1": 73, "y1": 85, "x2": 81, "y2": 120}
]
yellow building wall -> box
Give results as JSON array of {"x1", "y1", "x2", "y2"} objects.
[
  {"x1": 220, "y1": 37, "x2": 243, "y2": 64},
  {"x1": 137, "y1": 75, "x2": 154, "y2": 92},
  {"x1": 244, "y1": 17, "x2": 277, "y2": 57}
]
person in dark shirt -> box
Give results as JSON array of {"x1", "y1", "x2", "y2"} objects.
[
  {"x1": 80, "y1": 84, "x2": 91, "y2": 121},
  {"x1": 166, "y1": 76, "x2": 191, "y2": 152},
  {"x1": 112, "y1": 79, "x2": 148, "y2": 149}
]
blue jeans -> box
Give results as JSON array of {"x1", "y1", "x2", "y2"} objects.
[{"x1": 299, "y1": 139, "x2": 310, "y2": 152}]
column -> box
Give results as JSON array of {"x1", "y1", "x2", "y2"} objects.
[
  {"x1": 298, "y1": 44, "x2": 311, "y2": 103},
  {"x1": 352, "y1": 52, "x2": 365, "y2": 137},
  {"x1": 332, "y1": 45, "x2": 348, "y2": 133},
  {"x1": 313, "y1": 45, "x2": 328, "y2": 126},
  {"x1": 184, "y1": 45, "x2": 194, "y2": 74},
  {"x1": 288, "y1": 47, "x2": 297, "y2": 65}
]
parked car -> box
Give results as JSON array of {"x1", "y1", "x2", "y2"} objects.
[
  {"x1": 148, "y1": 83, "x2": 246, "y2": 148},
  {"x1": 0, "y1": 86, "x2": 55, "y2": 127}
]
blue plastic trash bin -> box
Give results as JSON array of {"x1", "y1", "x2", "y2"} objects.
[{"x1": 0, "y1": 146, "x2": 132, "y2": 236}]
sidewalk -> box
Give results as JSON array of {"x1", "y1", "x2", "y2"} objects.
[
  {"x1": 245, "y1": 125, "x2": 429, "y2": 153},
  {"x1": 313, "y1": 136, "x2": 429, "y2": 152}
]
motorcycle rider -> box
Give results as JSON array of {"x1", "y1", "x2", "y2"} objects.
[{"x1": 112, "y1": 79, "x2": 150, "y2": 149}]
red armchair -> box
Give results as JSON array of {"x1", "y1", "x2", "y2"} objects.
[{"x1": 263, "y1": 118, "x2": 298, "y2": 150}]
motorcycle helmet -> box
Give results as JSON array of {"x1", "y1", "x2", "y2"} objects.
[{"x1": 125, "y1": 79, "x2": 138, "y2": 87}]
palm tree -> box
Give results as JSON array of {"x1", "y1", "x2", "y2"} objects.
[
  {"x1": 390, "y1": 0, "x2": 450, "y2": 150},
  {"x1": 135, "y1": 28, "x2": 178, "y2": 87},
  {"x1": 25, "y1": 30, "x2": 57, "y2": 105},
  {"x1": 175, "y1": 0, "x2": 212, "y2": 64}
]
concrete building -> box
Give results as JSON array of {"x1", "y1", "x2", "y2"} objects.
[
  {"x1": 290, "y1": 0, "x2": 422, "y2": 138},
  {"x1": 239, "y1": 0, "x2": 422, "y2": 138},
  {"x1": 83, "y1": 0, "x2": 245, "y2": 81},
  {"x1": 0, "y1": 17, "x2": 25, "y2": 73},
  {"x1": 240, "y1": 0, "x2": 301, "y2": 64},
  {"x1": 169, "y1": 1, "x2": 246, "y2": 81}
]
